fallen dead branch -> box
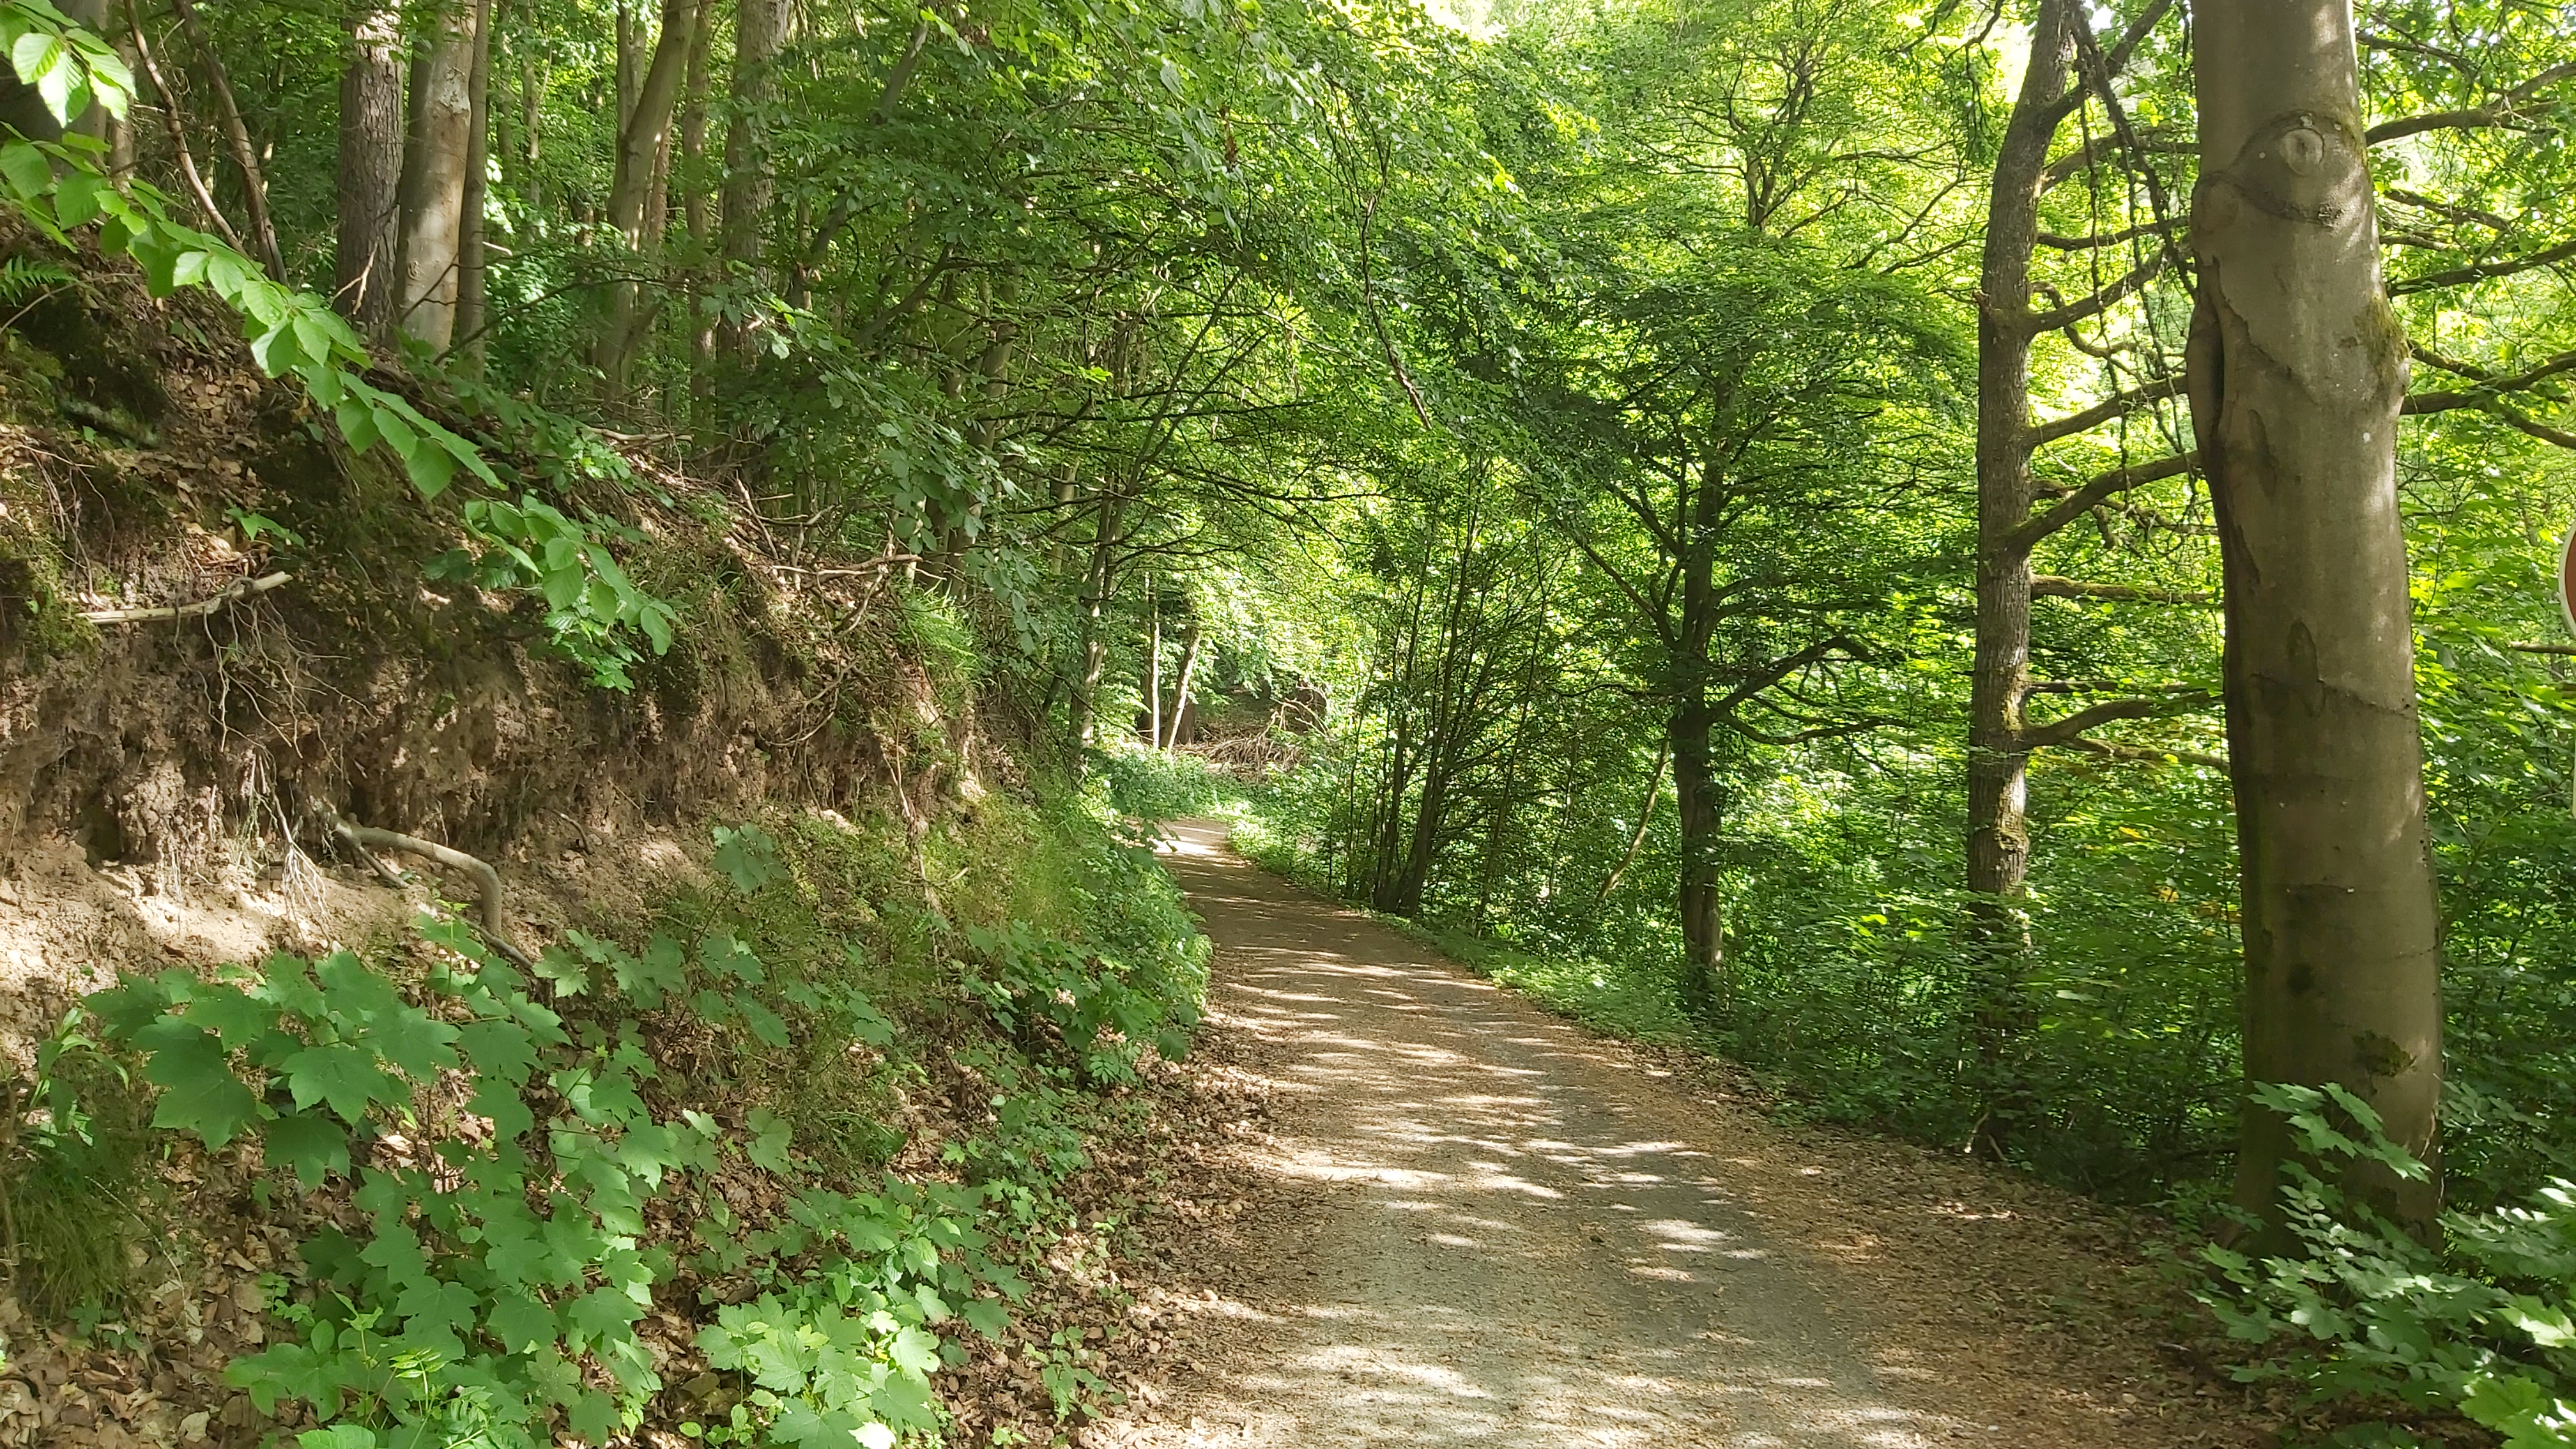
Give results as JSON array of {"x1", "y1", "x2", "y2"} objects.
[
  {"x1": 322, "y1": 810, "x2": 536, "y2": 968},
  {"x1": 82, "y1": 571, "x2": 291, "y2": 625}
]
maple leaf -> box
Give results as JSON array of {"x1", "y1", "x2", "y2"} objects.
[
  {"x1": 264, "y1": 1111, "x2": 351, "y2": 1189},
  {"x1": 136, "y1": 1022, "x2": 261, "y2": 1149},
  {"x1": 280, "y1": 1041, "x2": 404, "y2": 1123}
]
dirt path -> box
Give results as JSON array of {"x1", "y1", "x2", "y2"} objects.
[{"x1": 1092, "y1": 821, "x2": 2263, "y2": 1448}]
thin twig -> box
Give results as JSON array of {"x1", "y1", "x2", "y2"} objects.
[
  {"x1": 163, "y1": 0, "x2": 284, "y2": 278},
  {"x1": 81, "y1": 570, "x2": 289, "y2": 624},
  {"x1": 123, "y1": 0, "x2": 247, "y2": 254}
]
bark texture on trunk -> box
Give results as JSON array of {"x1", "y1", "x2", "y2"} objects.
[
  {"x1": 335, "y1": 1, "x2": 404, "y2": 339},
  {"x1": 2186, "y1": 0, "x2": 2443, "y2": 1232},
  {"x1": 1967, "y1": 0, "x2": 2077, "y2": 920},
  {"x1": 717, "y1": 0, "x2": 789, "y2": 354},
  {"x1": 1671, "y1": 697, "x2": 1724, "y2": 1010},
  {"x1": 1959, "y1": 0, "x2": 2080, "y2": 1156},
  {"x1": 394, "y1": 0, "x2": 478, "y2": 349},
  {"x1": 595, "y1": 0, "x2": 696, "y2": 388},
  {"x1": 455, "y1": 0, "x2": 494, "y2": 365}
]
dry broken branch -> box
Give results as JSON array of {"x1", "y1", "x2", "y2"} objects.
[
  {"x1": 82, "y1": 571, "x2": 290, "y2": 624},
  {"x1": 326, "y1": 813, "x2": 535, "y2": 968}
]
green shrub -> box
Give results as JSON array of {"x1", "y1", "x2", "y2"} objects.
[
  {"x1": 0, "y1": 1013, "x2": 150, "y2": 1319},
  {"x1": 1091, "y1": 746, "x2": 1243, "y2": 826},
  {"x1": 2199, "y1": 1082, "x2": 2576, "y2": 1447}
]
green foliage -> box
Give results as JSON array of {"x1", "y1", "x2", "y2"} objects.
[
  {"x1": 1091, "y1": 746, "x2": 1245, "y2": 827},
  {"x1": 0, "y1": 1011, "x2": 150, "y2": 1319},
  {"x1": 0, "y1": 20, "x2": 677, "y2": 688},
  {"x1": 61, "y1": 797, "x2": 1208, "y2": 1441},
  {"x1": 2198, "y1": 1084, "x2": 2576, "y2": 1448},
  {"x1": 692, "y1": 1180, "x2": 1023, "y2": 1447},
  {"x1": 89, "y1": 925, "x2": 691, "y2": 1446}
]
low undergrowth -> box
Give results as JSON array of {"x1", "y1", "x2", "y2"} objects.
[
  {"x1": 2198, "y1": 1084, "x2": 2576, "y2": 1449},
  {"x1": 1, "y1": 788, "x2": 1211, "y2": 1448}
]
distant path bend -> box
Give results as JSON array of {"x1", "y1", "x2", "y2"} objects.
[{"x1": 1098, "y1": 820, "x2": 2255, "y2": 1448}]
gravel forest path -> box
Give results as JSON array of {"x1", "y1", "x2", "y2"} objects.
[{"x1": 1091, "y1": 820, "x2": 2266, "y2": 1449}]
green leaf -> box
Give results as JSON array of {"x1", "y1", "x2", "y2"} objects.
[
  {"x1": 0, "y1": 141, "x2": 49, "y2": 201},
  {"x1": 295, "y1": 1426, "x2": 378, "y2": 1449},
  {"x1": 745, "y1": 1108, "x2": 795, "y2": 1174},
  {"x1": 395, "y1": 1276, "x2": 481, "y2": 1340},
  {"x1": 486, "y1": 1291, "x2": 559, "y2": 1353},
  {"x1": 263, "y1": 1112, "x2": 351, "y2": 1190},
  {"x1": 457, "y1": 1018, "x2": 539, "y2": 1085},
  {"x1": 710, "y1": 825, "x2": 783, "y2": 893},
  {"x1": 279, "y1": 1041, "x2": 403, "y2": 1124},
  {"x1": 962, "y1": 1297, "x2": 1010, "y2": 1339},
  {"x1": 137, "y1": 1023, "x2": 261, "y2": 1149},
  {"x1": 565, "y1": 1285, "x2": 644, "y2": 1348},
  {"x1": 739, "y1": 996, "x2": 790, "y2": 1048},
  {"x1": 403, "y1": 439, "x2": 458, "y2": 498}
]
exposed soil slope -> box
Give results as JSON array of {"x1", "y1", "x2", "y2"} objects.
[{"x1": 1094, "y1": 822, "x2": 2268, "y2": 1448}]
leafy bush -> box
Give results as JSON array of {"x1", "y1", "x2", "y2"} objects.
[
  {"x1": 1091, "y1": 746, "x2": 1243, "y2": 827},
  {"x1": 62, "y1": 802, "x2": 1209, "y2": 1445},
  {"x1": 0, "y1": 1012, "x2": 150, "y2": 1318},
  {"x1": 2200, "y1": 1082, "x2": 2576, "y2": 1447}
]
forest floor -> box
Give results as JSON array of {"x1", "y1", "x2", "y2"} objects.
[{"x1": 1085, "y1": 820, "x2": 2275, "y2": 1448}]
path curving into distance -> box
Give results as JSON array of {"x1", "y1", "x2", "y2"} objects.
[{"x1": 1094, "y1": 820, "x2": 2253, "y2": 1449}]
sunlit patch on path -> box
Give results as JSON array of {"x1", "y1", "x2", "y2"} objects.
[{"x1": 1110, "y1": 820, "x2": 1958, "y2": 1446}]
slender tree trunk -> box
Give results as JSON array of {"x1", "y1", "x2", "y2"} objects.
[
  {"x1": 2187, "y1": 0, "x2": 2443, "y2": 1234},
  {"x1": 454, "y1": 0, "x2": 494, "y2": 366},
  {"x1": 1594, "y1": 740, "x2": 1670, "y2": 905},
  {"x1": 595, "y1": 0, "x2": 694, "y2": 389},
  {"x1": 518, "y1": 47, "x2": 541, "y2": 217},
  {"x1": 717, "y1": 0, "x2": 789, "y2": 355},
  {"x1": 1671, "y1": 694, "x2": 1724, "y2": 1011},
  {"x1": 1066, "y1": 488, "x2": 1124, "y2": 767},
  {"x1": 168, "y1": 0, "x2": 284, "y2": 279},
  {"x1": 1168, "y1": 618, "x2": 1202, "y2": 746},
  {"x1": 1673, "y1": 450, "x2": 1729, "y2": 1013},
  {"x1": 1146, "y1": 581, "x2": 1163, "y2": 749},
  {"x1": 335, "y1": 0, "x2": 404, "y2": 339},
  {"x1": 679, "y1": 0, "x2": 715, "y2": 368},
  {"x1": 1963, "y1": 0, "x2": 2078, "y2": 1156},
  {"x1": 394, "y1": 0, "x2": 478, "y2": 349},
  {"x1": 614, "y1": 0, "x2": 639, "y2": 129}
]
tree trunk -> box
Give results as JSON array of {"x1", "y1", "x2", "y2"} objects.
[
  {"x1": 518, "y1": 46, "x2": 541, "y2": 216},
  {"x1": 335, "y1": 0, "x2": 404, "y2": 339},
  {"x1": 1167, "y1": 618, "x2": 1202, "y2": 746},
  {"x1": 1963, "y1": 0, "x2": 2079, "y2": 1156},
  {"x1": 595, "y1": 0, "x2": 694, "y2": 389},
  {"x1": 1145, "y1": 579, "x2": 1163, "y2": 749},
  {"x1": 1673, "y1": 448, "x2": 1729, "y2": 1015},
  {"x1": 394, "y1": 0, "x2": 477, "y2": 350},
  {"x1": 717, "y1": 0, "x2": 789, "y2": 355},
  {"x1": 679, "y1": 0, "x2": 715, "y2": 367},
  {"x1": 168, "y1": 0, "x2": 284, "y2": 279},
  {"x1": 454, "y1": 0, "x2": 493, "y2": 366},
  {"x1": 1066, "y1": 488, "x2": 1124, "y2": 767},
  {"x1": 2186, "y1": 0, "x2": 2443, "y2": 1234},
  {"x1": 1671, "y1": 695, "x2": 1724, "y2": 1011}
]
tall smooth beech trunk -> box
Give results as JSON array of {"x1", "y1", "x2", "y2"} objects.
[
  {"x1": 2186, "y1": 0, "x2": 2444, "y2": 1231},
  {"x1": 335, "y1": 1, "x2": 404, "y2": 339},
  {"x1": 395, "y1": 0, "x2": 479, "y2": 349}
]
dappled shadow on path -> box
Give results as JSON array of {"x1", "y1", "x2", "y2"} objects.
[{"x1": 1114, "y1": 822, "x2": 1968, "y2": 1447}]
